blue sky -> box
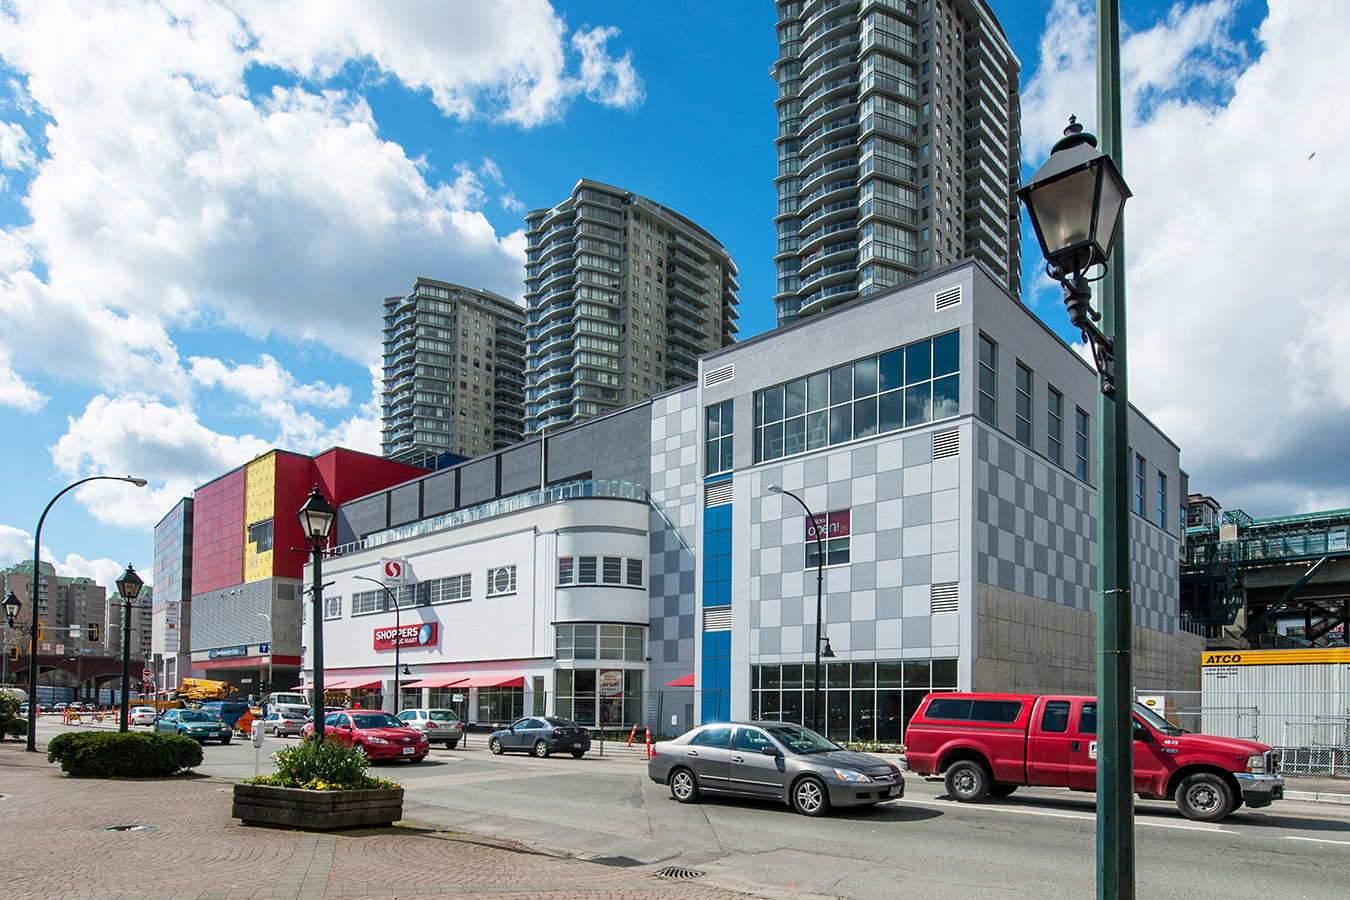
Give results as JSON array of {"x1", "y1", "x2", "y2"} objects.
[{"x1": 2, "y1": 0, "x2": 1347, "y2": 594}]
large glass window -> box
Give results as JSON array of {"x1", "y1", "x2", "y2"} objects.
[
  {"x1": 802, "y1": 510, "x2": 852, "y2": 568},
  {"x1": 1157, "y1": 472, "x2": 1168, "y2": 529},
  {"x1": 556, "y1": 668, "x2": 642, "y2": 728},
  {"x1": 706, "y1": 400, "x2": 734, "y2": 474},
  {"x1": 750, "y1": 658, "x2": 958, "y2": 743},
  {"x1": 555, "y1": 624, "x2": 646, "y2": 662},
  {"x1": 1134, "y1": 454, "x2": 1146, "y2": 515},
  {"x1": 1075, "y1": 407, "x2": 1090, "y2": 480},
  {"x1": 754, "y1": 331, "x2": 958, "y2": 463}
]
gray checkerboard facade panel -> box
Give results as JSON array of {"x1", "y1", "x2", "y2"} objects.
[{"x1": 648, "y1": 389, "x2": 700, "y2": 684}]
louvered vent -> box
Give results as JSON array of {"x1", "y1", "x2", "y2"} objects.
[
  {"x1": 934, "y1": 285, "x2": 962, "y2": 310},
  {"x1": 932, "y1": 428, "x2": 960, "y2": 459},
  {"x1": 931, "y1": 583, "x2": 959, "y2": 614},
  {"x1": 705, "y1": 479, "x2": 733, "y2": 507},
  {"x1": 703, "y1": 605, "x2": 732, "y2": 631},
  {"x1": 703, "y1": 364, "x2": 734, "y2": 388}
]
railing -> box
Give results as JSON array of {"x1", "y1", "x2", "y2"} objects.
[{"x1": 332, "y1": 480, "x2": 648, "y2": 556}]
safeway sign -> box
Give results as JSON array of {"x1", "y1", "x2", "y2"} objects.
[{"x1": 381, "y1": 558, "x2": 409, "y2": 585}]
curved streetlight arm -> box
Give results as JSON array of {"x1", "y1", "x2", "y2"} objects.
[
  {"x1": 352, "y1": 575, "x2": 404, "y2": 715},
  {"x1": 27, "y1": 475, "x2": 147, "y2": 752},
  {"x1": 769, "y1": 485, "x2": 828, "y2": 733}
]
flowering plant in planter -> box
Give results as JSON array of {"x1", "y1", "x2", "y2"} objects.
[{"x1": 244, "y1": 735, "x2": 399, "y2": 791}]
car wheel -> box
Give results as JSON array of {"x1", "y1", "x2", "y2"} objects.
[
  {"x1": 409, "y1": 755, "x2": 425, "y2": 764},
  {"x1": 446, "y1": 740, "x2": 459, "y2": 750},
  {"x1": 570, "y1": 749, "x2": 586, "y2": 759},
  {"x1": 988, "y1": 782, "x2": 1018, "y2": 797},
  {"x1": 220, "y1": 736, "x2": 231, "y2": 745},
  {"x1": 669, "y1": 767, "x2": 700, "y2": 803},
  {"x1": 353, "y1": 742, "x2": 365, "y2": 758},
  {"x1": 489, "y1": 737, "x2": 504, "y2": 755},
  {"x1": 533, "y1": 739, "x2": 550, "y2": 758},
  {"x1": 1176, "y1": 772, "x2": 1234, "y2": 822},
  {"x1": 792, "y1": 775, "x2": 830, "y2": 817},
  {"x1": 178, "y1": 728, "x2": 187, "y2": 736},
  {"x1": 945, "y1": 760, "x2": 992, "y2": 803}
]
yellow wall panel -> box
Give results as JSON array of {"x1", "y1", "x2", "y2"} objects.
[{"x1": 243, "y1": 453, "x2": 278, "y2": 583}]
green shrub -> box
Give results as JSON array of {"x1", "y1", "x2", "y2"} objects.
[
  {"x1": 244, "y1": 735, "x2": 398, "y2": 791},
  {"x1": 0, "y1": 693, "x2": 24, "y2": 740},
  {"x1": 46, "y1": 731, "x2": 202, "y2": 777}
]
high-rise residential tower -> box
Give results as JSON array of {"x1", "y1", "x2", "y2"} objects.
[
  {"x1": 523, "y1": 179, "x2": 739, "y2": 436},
  {"x1": 773, "y1": 0, "x2": 1021, "y2": 326},
  {"x1": 381, "y1": 278, "x2": 527, "y2": 465}
]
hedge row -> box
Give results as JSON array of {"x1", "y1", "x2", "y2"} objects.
[{"x1": 46, "y1": 731, "x2": 203, "y2": 777}]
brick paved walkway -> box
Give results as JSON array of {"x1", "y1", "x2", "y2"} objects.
[{"x1": 0, "y1": 743, "x2": 755, "y2": 900}]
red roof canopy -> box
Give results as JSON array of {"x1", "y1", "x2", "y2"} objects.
[{"x1": 664, "y1": 673, "x2": 696, "y2": 687}]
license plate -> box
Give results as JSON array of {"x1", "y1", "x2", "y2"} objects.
[{"x1": 402, "y1": 746, "x2": 415, "y2": 755}]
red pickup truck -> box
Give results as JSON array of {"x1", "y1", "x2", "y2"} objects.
[{"x1": 903, "y1": 692, "x2": 1283, "y2": 821}]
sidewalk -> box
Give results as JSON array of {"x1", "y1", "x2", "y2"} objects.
[{"x1": 0, "y1": 742, "x2": 756, "y2": 900}]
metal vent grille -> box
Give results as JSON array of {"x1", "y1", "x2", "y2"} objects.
[
  {"x1": 655, "y1": 866, "x2": 706, "y2": 880},
  {"x1": 934, "y1": 285, "x2": 962, "y2": 310},
  {"x1": 932, "y1": 428, "x2": 960, "y2": 459},
  {"x1": 705, "y1": 479, "x2": 733, "y2": 507},
  {"x1": 703, "y1": 605, "x2": 732, "y2": 631},
  {"x1": 931, "y1": 583, "x2": 959, "y2": 614},
  {"x1": 703, "y1": 364, "x2": 734, "y2": 387}
]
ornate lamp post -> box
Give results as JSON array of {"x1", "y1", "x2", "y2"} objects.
[
  {"x1": 1017, "y1": 15, "x2": 1135, "y2": 892},
  {"x1": 768, "y1": 485, "x2": 835, "y2": 734},
  {"x1": 26, "y1": 475, "x2": 147, "y2": 751},
  {"x1": 297, "y1": 486, "x2": 337, "y2": 740},
  {"x1": 115, "y1": 564, "x2": 144, "y2": 732}
]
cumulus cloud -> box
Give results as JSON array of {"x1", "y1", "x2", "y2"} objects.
[{"x1": 1021, "y1": 0, "x2": 1350, "y2": 515}]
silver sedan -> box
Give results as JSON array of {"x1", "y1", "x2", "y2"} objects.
[{"x1": 647, "y1": 721, "x2": 903, "y2": 816}]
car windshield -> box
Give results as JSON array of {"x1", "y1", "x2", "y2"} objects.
[
  {"x1": 428, "y1": 710, "x2": 458, "y2": 722},
  {"x1": 179, "y1": 711, "x2": 215, "y2": 722},
  {"x1": 351, "y1": 713, "x2": 402, "y2": 729},
  {"x1": 544, "y1": 717, "x2": 576, "y2": 727},
  {"x1": 1132, "y1": 701, "x2": 1187, "y2": 736},
  {"x1": 764, "y1": 723, "x2": 842, "y2": 754}
]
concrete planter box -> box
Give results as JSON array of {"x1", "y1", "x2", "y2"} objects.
[{"x1": 232, "y1": 783, "x2": 404, "y2": 830}]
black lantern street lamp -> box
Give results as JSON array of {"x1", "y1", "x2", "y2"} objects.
[
  {"x1": 768, "y1": 484, "x2": 835, "y2": 734},
  {"x1": 297, "y1": 486, "x2": 336, "y2": 741},
  {"x1": 1019, "y1": 107, "x2": 1136, "y2": 900},
  {"x1": 115, "y1": 564, "x2": 144, "y2": 733},
  {"x1": 1018, "y1": 117, "x2": 1131, "y2": 394}
]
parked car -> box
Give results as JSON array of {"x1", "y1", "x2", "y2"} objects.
[
  {"x1": 902, "y1": 692, "x2": 1284, "y2": 822},
  {"x1": 488, "y1": 717, "x2": 591, "y2": 758},
  {"x1": 155, "y1": 708, "x2": 233, "y2": 744},
  {"x1": 300, "y1": 710, "x2": 429, "y2": 763},
  {"x1": 648, "y1": 721, "x2": 904, "y2": 817},
  {"x1": 395, "y1": 708, "x2": 464, "y2": 749},
  {"x1": 262, "y1": 710, "x2": 307, "y2": 737},
  {"x1": 198, "y1": 700, "x2": 250, "y2": 729},
  {"x1": 129, "y1": 706, "x2": 159, "y2": 726}
]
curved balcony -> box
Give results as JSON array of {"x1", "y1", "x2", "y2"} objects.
[
  {"x1": 800, "y1": 154, "x2": 858, "y2": 196},
  {"x1": 798, "y1": 114, "x2": 860, "y2": 158},
  {"x1": 799, "y1": 53, "x2": 858, "y2": 100},
  {"x1": 797, "y1": 281, "x2": 859, "y2": 317},
  {"x1": 799, "y1": 12, "x2": 858, "y2": 62},
  {"x1": 800, "y1": 198, "x2": 858, "y2": 233}
]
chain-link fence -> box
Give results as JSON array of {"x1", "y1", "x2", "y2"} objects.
[{"x1": 1136, "y1": 688, "x2": 1350, "y2": 779}]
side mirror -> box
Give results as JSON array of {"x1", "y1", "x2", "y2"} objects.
[
  {"x1": 1132, "y1": 723, "x2": 1151, "y2": 743},
  {"x1": 760, "y1": 745, "x2": 782, "y2": 757}
]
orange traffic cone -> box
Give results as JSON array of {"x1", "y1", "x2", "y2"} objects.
[
  {"x1": 645, "y1": 728, "x2": 653, "y2": 760},
  {"x1": 627, "y1": 723, "x2": 638, "y2": 747}
]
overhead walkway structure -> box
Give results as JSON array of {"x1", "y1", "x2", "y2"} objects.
[{"x1": 1181, "y1": 508, "x2": 1350, "y2": 645}]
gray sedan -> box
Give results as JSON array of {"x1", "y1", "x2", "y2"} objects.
[{"x1": 647, "y1": 721, "x2": 903, "y2": 816}]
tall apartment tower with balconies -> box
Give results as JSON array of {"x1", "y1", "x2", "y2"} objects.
[
  {"x1": 381, "y1": 278, "x2": 527, "y2": 465},
  {"x1": 523, "y1": 179, "x2": 740, "y2": 436},
  {"x1": 773, "y1": 0, "x2": 1021, "y2": 326}
]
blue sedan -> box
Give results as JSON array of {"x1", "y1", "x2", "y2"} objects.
[
  {"x1": 489, "y1": 716, "x2": 591, "y2": 758},
  {"x1": 155, "y1": 708, "x2": 233, "y2": 744}
]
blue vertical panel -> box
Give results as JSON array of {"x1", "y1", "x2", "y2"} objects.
[{"x1": 700, "y1": 489, "x2": 733, "y2": 723}]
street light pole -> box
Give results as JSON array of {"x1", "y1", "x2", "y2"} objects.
[
  {"x1": 26, "y1": 475, "x2": 148, "y2": 751},
  {"x1": 353, "y1": 575, "x2": 405, "y2": 715},
  {"x1": 768, "y1": 485, "x2": 832, "y2": 734},
  {"x1": 297, "y1": 486, "x2": 337, "y2": 742},
  {"x1": 116, "y1": 564, "x2": 144, "y2": 733}
]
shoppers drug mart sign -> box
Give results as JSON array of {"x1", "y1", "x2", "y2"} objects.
[{"x1": 373, "y1": 622, "x2": 439, "y2": 650}]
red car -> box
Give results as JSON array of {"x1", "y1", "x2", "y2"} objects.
[{"x1": 301, "y1": 710, "x2": 429, "y2": 763}]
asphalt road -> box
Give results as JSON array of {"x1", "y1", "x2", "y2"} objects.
[{"x1": 34, "y1": 719, "x2": 1350, "y2": 900}]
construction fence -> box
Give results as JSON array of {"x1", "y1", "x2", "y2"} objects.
[{"x1": 1136, "y1": 687, "x2": 1350, "y2": 779}]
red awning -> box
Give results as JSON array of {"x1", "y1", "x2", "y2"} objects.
[
  {"x1": 292, "y1": 683, "x2": 314, "y2": 691},
  {"x1": 403, "y1": 676, "x2": 467, "y2": 688},
  {"x1": 328, "y1": 679, "x2": 382, "y2": 690},
  {"x1": 664, "y1": 673, "x2": 696, "y2": 687},
  {"x1": 459, "y1": 676, "x2": 525, "y2": 688}
]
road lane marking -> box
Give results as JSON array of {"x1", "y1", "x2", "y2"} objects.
[
  {"x1": 902, "y1": 797, "x2": 1233, "y2": 833},
  {"x1": 1286, "y1": 836, "x2": 1350, "y2": 846}
]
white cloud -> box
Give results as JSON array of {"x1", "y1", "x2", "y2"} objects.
[
  {"x1": 0, "y1": 524, "x2": 33, "y2": 568},
  {"x1": 1022, "y1": 0, "x2": 1350, "y2": 515},
  {"x1": 0, "y1": 121, "x2": 34, "y2": 169}
]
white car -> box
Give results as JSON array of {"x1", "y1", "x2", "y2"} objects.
[
  {"x1": 396, "y1": 708, "x2": 464, "y2": 748},
  {"x1": 129, "y1": 706, "x2": 159, "y2": 726}
]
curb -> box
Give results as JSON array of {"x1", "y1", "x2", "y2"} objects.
[{"x1": 1285, "y1": 790, "x2": 1350, "y2": 805}]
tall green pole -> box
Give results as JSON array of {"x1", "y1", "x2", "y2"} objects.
[{"x1": 1096, "y1": 2, "x2": 1134, "y2": 898}]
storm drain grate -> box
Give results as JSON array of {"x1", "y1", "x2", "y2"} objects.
[
  {"x1": 654, "y1": 866, "x2": 705, "y2": 880},
  {"x1": 102, "y1": 824, "x2": 156, "y2": 832}
]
